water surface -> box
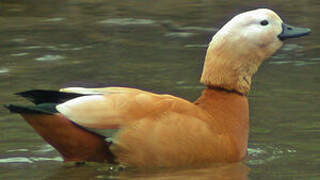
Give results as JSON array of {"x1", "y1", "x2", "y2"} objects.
[{"x1": 0, "y1": 0, "x2": 319, "y2": 179}]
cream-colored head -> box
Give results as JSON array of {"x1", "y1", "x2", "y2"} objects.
[{"x1": 201, "y1": 9, "x2": 284, "y2": 95}]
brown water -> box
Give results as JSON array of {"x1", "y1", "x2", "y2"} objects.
[{"x1": 0, "y1": 0, "x2": 319, "y2": 179}]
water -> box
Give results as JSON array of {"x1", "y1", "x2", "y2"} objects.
[{"x1": 1, "y1": 0, "x2": 319, "y2": 179}]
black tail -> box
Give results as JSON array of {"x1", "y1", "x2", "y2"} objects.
[
  {"x1": 16, "y1": 90, "x2": 85, "y2": 105},
  {"x1": 6, "y1": 89, "x2": 89, "y2": 115},
  {"x1": 5, "y1": 103, "x2": 58, "y2": 114}
]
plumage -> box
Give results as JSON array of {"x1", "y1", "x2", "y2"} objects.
[
  {"x1": 22, "y1": 113, "x2": 115, "y2": 163},
  {"x1": 6, "y1": 8, "x2": 310, "y2": 167},
  {"x1": 16, "y1": 89, "x2": 84, "y2": 104}
]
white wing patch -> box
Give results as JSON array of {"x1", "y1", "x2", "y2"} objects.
[
  {"x1": 56, "y1": 95, "x2": 121, "y2": 129},
  {"x1": 60, "y1": 87, "x2": 106, "y2": 95}
]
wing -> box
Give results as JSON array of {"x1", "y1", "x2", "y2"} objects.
[{"x1": 56, "y1": 87, "x2": 209, "y2": 130}]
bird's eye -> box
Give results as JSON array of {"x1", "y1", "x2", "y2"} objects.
[{"x1": 260, "y1": 20, "x2": 269, "y2": 26}]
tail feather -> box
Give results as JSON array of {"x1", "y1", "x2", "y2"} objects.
[
  {"x1": 5, "y1": 89, "x2": 116, "y2": 163},
  {"x1": 5, "y1": 103, "x2": 58, "y2": 115},
  {"x1": 16, "y1": 90, "x2": 84, "y2": 104}
]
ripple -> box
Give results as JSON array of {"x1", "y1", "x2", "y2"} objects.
[
  {"x1": 269, "y1": 60, "x2": 291, "y2": 65},
  {"x1": 0, "y1": 68, "x2": 9, "y2": 74},
  {"x1": 184, "y1": 44, "x2": 208, "y2": 48},
  {"x1": 35, "y1": 55, "x2": 65, "y2": 61},
  {"x1": 281, "y1": 43, "x2": 303, "y2": 52},
  {"x1": 269, "y1": 60, "x2": 320, "y2": 66},
  {"x1": 23, "y1": 46, "x2": 42, "y2": 49},
  {"x1": 294, "y1": 61, "x2": 319, "y2": 66},
  {"x1": 46, "y1": 45, "x2": 93, "y2": 51},
  {"x1": 10, "y1": 52, "x2": 29, "y2": 57},
  {"x1": 99, "y1": 18, "x2": 156, "y2": 25},
  {"x1": 160, "y1": 20, "x2": 218, "y2": 32},
  {"x1": 11, "y1": 38, "x2": 26, "y2": 43},
  {"x1": 310, "y1": 57, "x2": 320, "y2": 61},
  {"x1": 271, "y1": 53, "x2": 289, "y2": 60},
  {"x1": 7, "y1": 149, "x2": 29, "y2": 152},
  {"x1": 0, "y1": 157, "x2": 32, "y2": 163},
  {"x1": 43, "y1": 17, "x2": 64, "y2": 22},
  {"x1": 22, "y1": 45, "x2": 93, "y2": 51},
  {"x1": 247, "y1": 144, "x2": 297, "y2": 165},
  {"x1": 35, "y1": 144, "x2": 55, "y2": 153},
  {"x1": 177, "y1": 26, "x2": 218, "y2": 32},
  {"x1": 29, "y1": 157, "x2": 63, "y2": 162},
  {"x1": 0, "y1": 156, "x2": 63, "y2": 163},
  {"x1": 164, "y1": 32, "x2": 194, "y2": 38},
  {"x1": 177, "y1": 85, "x2": 204, "y2": 89}
]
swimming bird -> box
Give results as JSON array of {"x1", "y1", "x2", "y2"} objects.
[{"x1": 6, "y1": 8, "x2": 310, "y2": 167}]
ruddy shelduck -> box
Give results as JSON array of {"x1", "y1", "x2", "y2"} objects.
[{"x1": 6, "y1": 9, "x2": 310, "y2": 167}]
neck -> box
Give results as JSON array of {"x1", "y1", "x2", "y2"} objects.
[
  {"x1": 206, "y1": 85, "x2": 244, "y2": 96},
  {"x1": 200, "y1": 41, "x2": 266, "y2": 95}
]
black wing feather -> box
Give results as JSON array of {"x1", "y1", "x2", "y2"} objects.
[
  {"x1": 4, "y1": 103, "x2": 58, "y2": 114},
  {"x1": 16, "y1": 90, "x2": 85, "y2": 104}
]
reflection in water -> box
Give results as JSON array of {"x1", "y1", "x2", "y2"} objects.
[{"x1": 44, "y1": 163, "x2": 249, "y2": 180}]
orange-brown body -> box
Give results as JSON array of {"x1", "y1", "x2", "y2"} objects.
[
  {"x1": 21, "y1": 113, "x2": 113, "y2": 162},
  {"x1": 194, "y1": 88, "x2": 249, "y2": 160},
  {"x1": 19, "y1": 87, "x2": 248, "y2": 167},
  {"x1": 110, "y1": 88, "x2": 249, "y2": 167}
]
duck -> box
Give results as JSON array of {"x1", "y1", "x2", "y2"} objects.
[{"x1": 6, "y1": 8, "x2": 310, "y2": 167}]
